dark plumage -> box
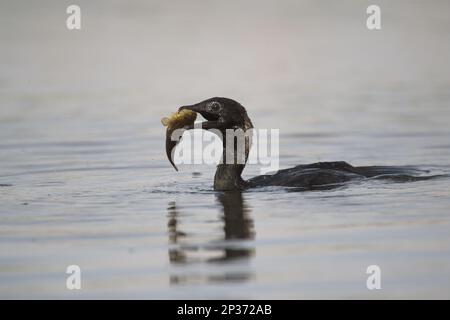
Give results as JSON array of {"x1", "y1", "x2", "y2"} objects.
[{"x1": 178, "y1": 97, "x2": 436, "y2": 191}]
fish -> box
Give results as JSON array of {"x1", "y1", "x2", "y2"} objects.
[{"x1": 161, "y1": 109, "x2": 197, "y2": 171}]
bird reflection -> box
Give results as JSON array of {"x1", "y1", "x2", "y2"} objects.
[{"x1": 167, "y1": 192, "x2": 255, "y2": 285}]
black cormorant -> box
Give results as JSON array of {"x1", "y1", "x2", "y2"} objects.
[{"x1": 178, "y1": 97, "x2": 434, "y2": 191}]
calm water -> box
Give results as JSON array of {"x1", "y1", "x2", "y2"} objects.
[{"x1": 1, "y1": 0, "x2": 450, "y2": 299}]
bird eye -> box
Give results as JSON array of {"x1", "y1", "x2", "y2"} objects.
[{"x1": 209, "y1": 102, "x2": 221, "y2": 112}]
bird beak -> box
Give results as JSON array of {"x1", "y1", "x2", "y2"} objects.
[
  {"x1": 179, "y1": 103, "x2": 203, "y2": 112},
  {"x1": 179, "y1": 103, "x2": 218, "y2": 121}
]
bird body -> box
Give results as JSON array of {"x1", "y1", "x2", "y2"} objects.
[{"x1": 164, "y1": 97, "x2": 438, "y2": 191}]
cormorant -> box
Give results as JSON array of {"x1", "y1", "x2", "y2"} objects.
[{"x1": 178, "y1": 97, "x2": 434, "y2": 191}]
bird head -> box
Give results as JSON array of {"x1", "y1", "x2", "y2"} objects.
[{"x1": 179, "y1": 97, "x2": 253, "y2": 132}]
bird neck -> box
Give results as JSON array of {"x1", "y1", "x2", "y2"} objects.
[
  {"x1": 214, "y1": 163, "x2": 247, "y2": 191},
  {"x1": 214, "y1": 135, "x2": 248, "y2": 190},
  {"x1": 213, "y1": 113, "x2": 253, "y2": 191}
]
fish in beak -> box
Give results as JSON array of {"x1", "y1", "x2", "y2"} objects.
[{"x1": 161, "y1": 109, "x2": 197, "y2": 171}]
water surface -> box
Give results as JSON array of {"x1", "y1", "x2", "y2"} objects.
[{"x1": 1, "y1": 0, "x2": 450, "y2": 298}]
